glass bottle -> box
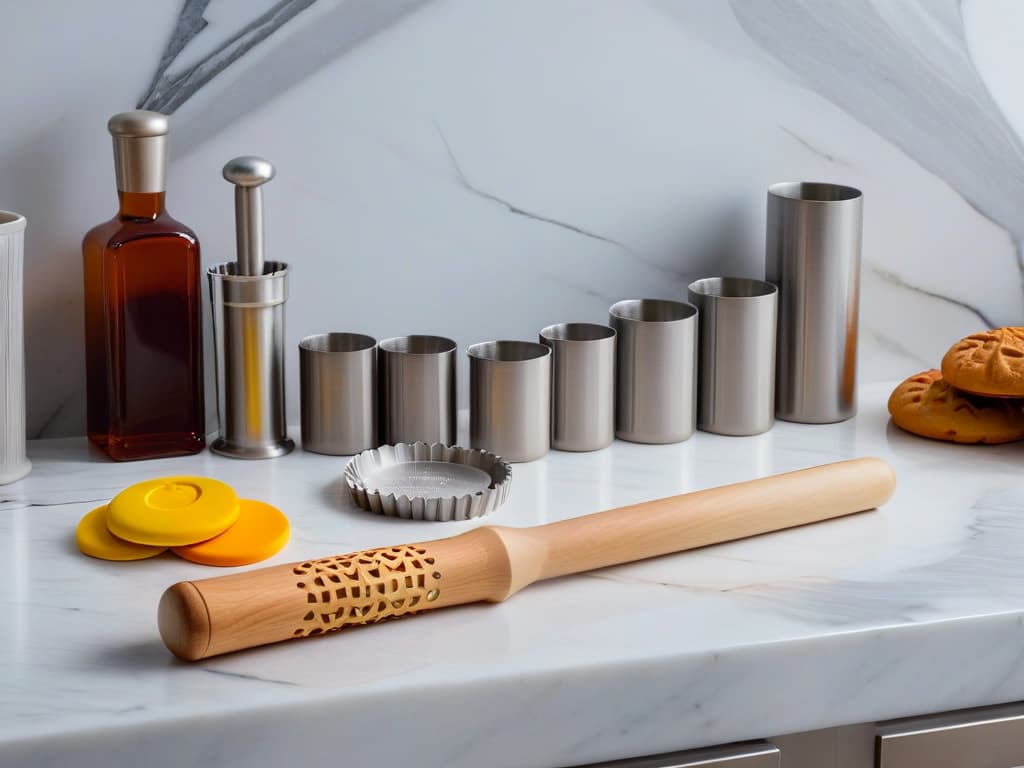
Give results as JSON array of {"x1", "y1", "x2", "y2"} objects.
[{"x1": 83, "y1": 110, "x2": 205, "y2": 460}]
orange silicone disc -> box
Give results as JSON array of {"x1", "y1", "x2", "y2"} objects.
[
  {"x1": 172, "y1": 499, "x2": 290, "y2": 567},
  {"x1": 76, "y1": 505, "x2": 167, "y2": 561}
]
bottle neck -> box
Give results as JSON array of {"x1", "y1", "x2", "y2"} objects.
[{"x1": 118, "y1": 191, "x2": 166, "y2": 220}]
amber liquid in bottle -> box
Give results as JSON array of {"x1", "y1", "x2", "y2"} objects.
[{"x1": 83, "y1": 190, "x2": 205, "y2": 460}]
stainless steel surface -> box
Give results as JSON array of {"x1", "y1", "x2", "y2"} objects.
[
  {"x1": 0, "y1": 212, "x2": 30, "y2": 484},
  {"x1": 769, "y1": 723, "x2": 875, "y2": 768},
  {"x1": 208, "y1": 260, "x2": 294, "y2": 459},
  {"x1": 299, "y1": 332, "x2": 377, "y2": 455},
  {"x1": 609, "y1": 299, "x2": 697, "y2": 444},
  {"x1": 540, "y1": 322, "x2": 616, "y2": 452},
  {"x1": 468, "y1": 340, "x2": 552, "y2": 463},
  {"x1": 569, "y1": 741, "x2": 779, "y2": 767},
  {"x1": 766, "y1": 181, "x2": 862, "y2": 424},
  {"x1": 208, "y1": 154, "x2": 292, "y2": 459},
  {"x1": 344, "y1": 442, "x2": 512, "y2": 520},
  {"x1": 222, "y1": 156, "x2": 275, "y2": 277},
  {"x1": 107, "y1": 110, "x2": 169, "y2": 194},
  {"x1": 687, "y1": 277, "x2": 777, "y2": 436},
  {"x1": 379, "y1": 335, "x2": 457, "y2": 445},
  {"x1": 877, "y1": 703, "x2": 1024, "y2": 768}
]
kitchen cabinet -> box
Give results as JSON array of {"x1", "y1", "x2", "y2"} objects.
[
  {"x1": 570, "y1": 742, "x2": 779, "y2": 767},
  {"x1": 877, "y1": 703, "x2": 1024, "y2": 768},
  {"x1": 573, "y1": 703, "x2": 1024, "y2": 768}
]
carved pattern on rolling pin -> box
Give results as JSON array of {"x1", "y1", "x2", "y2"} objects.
[{"x1": 292, "y1": 545, "x2": 441, "y2": 636}]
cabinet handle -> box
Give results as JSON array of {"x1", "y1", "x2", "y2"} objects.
[
  {"x1": 569, "y1": 741, "x2": 779, "y2": 768},
  {"x1": 877, "y1": 707, "x2": 1024, "y2": 767}
]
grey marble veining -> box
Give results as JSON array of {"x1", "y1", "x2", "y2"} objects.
[
  {"x1": 139, "y1": 0, "x2": 318, "y2": 114},
  {"x1": 165, "y1": 0, "x2": 435, "y2": 154},
  {"x1": 139, "y1": 0, "x2": 211, "y2": 107},
  {"x1": 729, "y1": 0, "x2": 1024, "y2": 320},
  {"x1": 737, "y1": 487, "x2": 1024, "y2": 625},
  {"x1": 870, "y1": 265, "x2": 995, "y2": 328}
]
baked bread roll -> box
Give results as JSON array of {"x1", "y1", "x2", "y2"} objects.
[
  {"x1": 888, "y1": 369, "x2": 1024, "y2": 444},
  {"x1": 941, "y1": 327, "x2": 1024, "y2": 397}
]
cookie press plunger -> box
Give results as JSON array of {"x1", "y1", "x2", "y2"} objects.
[{"x1": 208, "y1": 156, "x2": 294, "y2": 458}]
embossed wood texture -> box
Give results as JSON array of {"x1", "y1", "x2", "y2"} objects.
[
  {"x1": 158, "y1": 457, "x2": 896, "y2": 660},
  {"x1": 292, "y1": 545, "x2": 441, "y2": 637}
]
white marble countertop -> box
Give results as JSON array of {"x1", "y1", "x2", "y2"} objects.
[{"x1": 3, "y1": 382, "x2": 1024, "y2": 768}]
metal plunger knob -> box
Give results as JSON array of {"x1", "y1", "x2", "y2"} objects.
[{"x1": 223, "y1": 156, "x2": 275, "y2": 276}]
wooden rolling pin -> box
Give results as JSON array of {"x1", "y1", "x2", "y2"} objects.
[{"x1": 159, "y1": 457, "x2": 896, "y2": 660}]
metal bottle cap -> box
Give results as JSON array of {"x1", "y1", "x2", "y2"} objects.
[{"x1": 107, "y1": 110, "x2": 169, "y2": 194}]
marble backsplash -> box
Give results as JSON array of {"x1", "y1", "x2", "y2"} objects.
[{"x1": 1, "y1": 0, "x2": 1018, "y2": 438}]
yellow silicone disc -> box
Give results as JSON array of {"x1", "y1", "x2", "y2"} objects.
[
  {"x1": 106, "y1": 476, "x2": 240, "y2": 547},
  {"x1": 172, "y1": 499, "x2": 290, "y2": 567},
  {"x1": 76, "y1": 505, "x2": 167, "y2": 561}
]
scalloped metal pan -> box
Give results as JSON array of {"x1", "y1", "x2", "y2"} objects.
[{"x1": 344, "y1": 442, "x2": 511, "y2": 521}]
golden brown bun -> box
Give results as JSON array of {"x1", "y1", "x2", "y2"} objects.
[
  {"x1": 941, "y1": 327, "x2": 1024, "y2": 397},
  {"x1": 887, "y1": 369, "x2": 1024, "y2": 444}
]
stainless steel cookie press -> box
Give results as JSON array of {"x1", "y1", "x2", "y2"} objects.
[{"x1": 208, "y1": 156, "x2": 294, "y2": 459}]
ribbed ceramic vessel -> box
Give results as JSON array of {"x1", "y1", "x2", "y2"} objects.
[
  {"x1": 0, "y1": 212, "x2": 30, "y2": 484},
  {"x1": 344, "y1": 442, "x2": 512, "y2": 521}
]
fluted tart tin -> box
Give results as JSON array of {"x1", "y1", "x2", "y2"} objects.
[{"x1": 344, "y1": 442, "x2": 512, "y2": 521}]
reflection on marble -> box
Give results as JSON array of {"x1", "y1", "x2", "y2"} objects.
[
  {"x1": 6, "y1": 385, "x2": 1024, "y2": 767},
  {"x1": 2, "y1": 0, "x2": 1021, "y2": 442}
]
